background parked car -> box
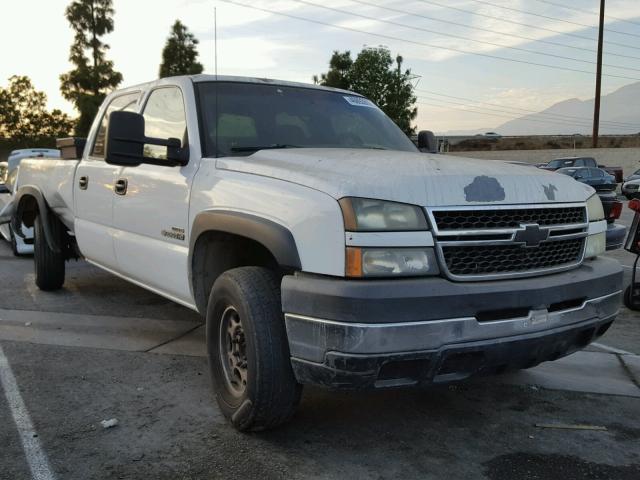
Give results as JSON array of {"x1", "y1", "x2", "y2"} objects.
[
  {"x1": 543, "y1": 157, "x2": 598, "y2": 171},
  {"x1": 622, "y1": 179, "x2": 640, "y2": 200},
  {"x1": 556, "y1": 167, "x2": 617, "y2": 190},
  {"x1": 0, "y1": 148, "x2": 60, "y2": 256},
  {"x1": 542, "y1": 157, "x2": 623, "y2": 182},
  {"x1": 624, "y1": 168, "x2": 640, "y2": 183}
]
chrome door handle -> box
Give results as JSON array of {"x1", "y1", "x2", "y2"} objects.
[
  {"x1": 78, "y1": 176, "x2": 89, "y2": 190},
  {"x1": 114, "y1": 179, "x2": 128, "y2": 196}
]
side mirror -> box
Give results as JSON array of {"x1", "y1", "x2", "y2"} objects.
[
  {"x1": 417, "y1": 130, "x2": 438, "y2": 153},
  {"x1": 0, "y1": 184, "x2": 9, "y2": 194},
  {"x1": 105, "y1": 111, "x2": 188, "y2": 167}
]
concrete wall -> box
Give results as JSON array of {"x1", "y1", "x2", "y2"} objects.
[{"x1": 450, "y1": 148, "x2": 640, "y2": 176}]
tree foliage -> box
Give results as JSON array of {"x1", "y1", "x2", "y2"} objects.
[
  {"x1": 316, "y1": 48, "x2": 417, "y2": 135},
  {"x1": 0, "y1": 76, "x2": 74, "y2": 145},
  {"x1": 60, "y1": 0, "x2": 122, "y2": 136},
  {"x1": 159, "y1": 20, "x2": 204, "y2": 78}
]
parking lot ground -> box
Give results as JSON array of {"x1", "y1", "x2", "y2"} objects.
[
  {"x1": 1, "y1": 202, "x2": 640, "y2": 479},
  {"x1": 1, "y1": 339, "x2": 640, "y2": 480}
]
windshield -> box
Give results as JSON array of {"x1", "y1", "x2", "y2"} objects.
[
  {"x1": 197, "y1": 82, "x2": 417, "y2": 157},
  {"x1": 547, "y1": 159, "x2": 574, "y2": 168}
]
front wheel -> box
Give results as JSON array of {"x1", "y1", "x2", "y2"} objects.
[
  {"x1": 34, "y1": 214, "x2": 65, "y2": 291},
  {"x1": 206, "y1": 267, "x2": 301, "y2": 431}
]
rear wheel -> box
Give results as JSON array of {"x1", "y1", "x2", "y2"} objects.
[
  {"x1": 34, "y1": 214, "x2": 65, "y2": 291},
  {"x1": 9, "y1": 227, "x2": 19, "y2": 256},
  {"x1": 206, "y1": 267, "x2": 301, "y2": 431}
]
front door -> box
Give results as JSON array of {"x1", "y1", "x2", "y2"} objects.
[
  {"x1": 112, "y1": 85, "x2": 196, "y2": 306},
  {"x1": 74, "y1": 91, "x2": 141, "y2": 270}
]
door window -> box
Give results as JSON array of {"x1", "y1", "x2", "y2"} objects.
[
  {"x1": 142, "y1": 87, "x2": 187, "y2": 160},
  {"x1": 91, "y1": 92, "x2": 141, "y2": 158}
]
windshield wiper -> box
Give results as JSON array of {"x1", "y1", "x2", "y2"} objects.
[{"x1": 230, "y1": 144, "x2": 300, "y2": 153}]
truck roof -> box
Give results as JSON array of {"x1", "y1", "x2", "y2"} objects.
[{"x1": 122, "y1": 74, "x2": 359, "y2": 97}]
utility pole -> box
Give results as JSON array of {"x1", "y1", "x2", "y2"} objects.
[{"x1": 592, "y1": 0, "x2": 605, "y2": 148}]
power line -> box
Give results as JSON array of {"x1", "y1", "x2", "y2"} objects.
[
  {"x1": 349, "y1": 0, "x2": 640, "y2": 62},
  {"x1": 467, "y1": 0, "x2": 640, "y2": 39},
  {"x1": 287, "y1": 0, "x2": 640, "y2": 74},
  {"x1": 531, "y1": 0, "x2": 640, "y2": 28},
  {"x1": 417, "y1": 0, "x2": 640, "y2": 52},
  {"x1": 415, "y1": 88, "x2": 639, "y2": 128},
  {"x1": 218, "y1": 0, "x2": 640, "y2": 81}
]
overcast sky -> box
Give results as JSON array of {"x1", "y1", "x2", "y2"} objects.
[{"x1": 2, "y1": 0, "x2": 640, "y2": 133}]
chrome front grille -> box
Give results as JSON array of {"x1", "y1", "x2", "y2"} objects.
[
  {"x1": 428, "y1": 204, "x2": 588, "y2": 281},
  {"x1": 442, "y1": 238, "x2": 585, "y2": 276}
]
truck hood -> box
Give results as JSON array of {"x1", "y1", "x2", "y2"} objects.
[{"x1": 217, "y1": 149, "x2": 595, "y2": 206}]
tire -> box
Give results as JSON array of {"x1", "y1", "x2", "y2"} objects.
[
  {"x1": 34, "y1": 214, "x2": 65, "y2": 291},
  {"x1": 206, "y1": 266, "x2": 302, "y2": 431},
  {"x1": 623, "y1": 286, "x2": 640, "y2": 311},
  {"x1": 9, "y1": 227, "x2": 19, "y2": 257}
]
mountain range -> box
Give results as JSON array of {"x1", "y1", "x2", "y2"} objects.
[{"x1": 441, "y1": 81, "x2": 640, "y2": 136}]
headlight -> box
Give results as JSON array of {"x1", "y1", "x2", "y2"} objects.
[
  {"x1": 339, "y1": 197, "x2": 428, "y2": 231},
  {"x1": 346, "y1": 247, "x2": 439, "y2": 277},
  {"x1": 587, "y1": 194, "x2": 604, "y2": 222},
  {"x1": 585, "y1": 232, "x2": 605, "y2": 259}
]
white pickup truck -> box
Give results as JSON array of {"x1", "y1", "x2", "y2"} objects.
[{"x1": 2, "y1": 75, "x2": 622, "y2": 431}]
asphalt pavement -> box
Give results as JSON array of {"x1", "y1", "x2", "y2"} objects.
[{"x1": 1, "y1": 205, "x2": 639, "y2": 480}]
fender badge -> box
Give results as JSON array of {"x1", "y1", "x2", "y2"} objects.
[{"x1": 161, "y1": 227, "x2": 185, "y2": 241}]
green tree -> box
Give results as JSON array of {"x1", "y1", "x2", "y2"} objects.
[
  {"x1": 159, "y1": 20, "x2": 204, "y2": 78},
  {"x1": 316, "y1": 50, "x2": 353, "y2": 90},
  {"x1": 316, "y1": 47, "x2": 417, "y2": 135},
  {"x1": 60, "y1": 0, "x2": 122, "y2": 136},
  {"x1": 0, "y1": 76, "x2": 74, "y2": 146}
]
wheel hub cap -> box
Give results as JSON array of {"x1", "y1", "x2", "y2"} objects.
[{"x1": 219, "y1": 306, "x2": 248, "y2": 397}]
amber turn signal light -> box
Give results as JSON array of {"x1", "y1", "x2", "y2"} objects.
[{"x1": 345, "y1": 247, "x2": 363, "y2": 277}]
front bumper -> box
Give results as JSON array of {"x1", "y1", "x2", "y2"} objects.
[{"x1": 281, "y1": 257, "x2": 622, "y2": 389}]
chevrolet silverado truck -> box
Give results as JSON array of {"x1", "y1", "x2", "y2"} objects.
[{"x1": 1, "y1": 76, "x2": 623, "y2": 431}]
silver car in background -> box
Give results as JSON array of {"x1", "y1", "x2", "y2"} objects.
[
  {"x1": 0, "y1": 148, "x2": 60, "y2": 255},
  {"x1": 622, "y1": 179, "x2": 640, "y2": 200}
]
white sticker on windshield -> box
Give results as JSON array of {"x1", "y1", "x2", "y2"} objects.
[{"x1": 343, "y1": 96, "x2": 377, "y2": 108}]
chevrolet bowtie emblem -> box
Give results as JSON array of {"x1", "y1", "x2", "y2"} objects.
[{"x1": 513, "y1": 224, "x2": 550, "y2": 247}]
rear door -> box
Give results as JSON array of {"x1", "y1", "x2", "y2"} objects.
[
  {"x1": 74, "y1": 91, "x2": 141, "y2": 270},
  {"x1": 112, "y1": 84, "x2": 197, "y2": 305}
]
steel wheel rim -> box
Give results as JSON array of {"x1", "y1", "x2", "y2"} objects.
[{"x1": 218, "y1": 306, "x2": 248, "y2": 397}]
